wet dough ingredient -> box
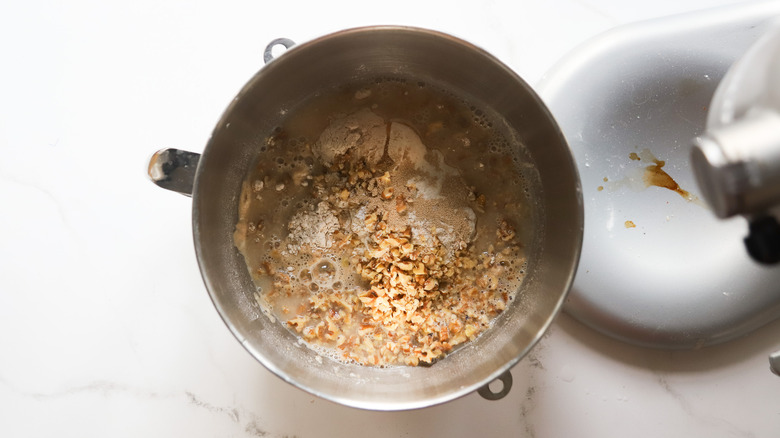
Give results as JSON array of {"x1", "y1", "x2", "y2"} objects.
[
  {"x1": 314, "y1": 108, "x2": 387, "y2": 167},
  {"x1": 237, "y1": 92, "x2": 528, "y2": 367},
  {"x1": 287, "y1": 202, "x2": 340, "y2": 254}
]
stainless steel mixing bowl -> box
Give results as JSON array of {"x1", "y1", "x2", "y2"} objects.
[{"x1": 148, "y1": 26, "x2": 582, "y2": 410}]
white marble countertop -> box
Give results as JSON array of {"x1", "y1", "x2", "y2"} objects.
[{"x1": 2, "y1": 0, "x2": 780, "y2": 436}]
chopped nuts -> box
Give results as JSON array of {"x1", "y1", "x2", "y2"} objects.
[
  {"x1": 244, "y1": 115, "x2": 527, "y2": 367},
  {"x1": 381, "y1": 187, "x2": 394, "y2": 200},
  {"x1": 395, "y1": 195, "x2": 407, "y2": 213},
  {"x1": 396, "y1": 261, "x2": 414, "y2": 271},
  {"x1": 497, "y1": 219, "x2": 516, "y2": 242}
]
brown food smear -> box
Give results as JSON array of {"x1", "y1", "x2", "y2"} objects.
[
  {"x1": 597, "y1": 149, "x2": 700, "y2": 204},
  {"x1": 642, "y1": 157, "x2": 695, "y2": 201}
]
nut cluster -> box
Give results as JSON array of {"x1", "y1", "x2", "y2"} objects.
[{"x1": 262, "y1": 159, "x2": 524, "y2": 366}]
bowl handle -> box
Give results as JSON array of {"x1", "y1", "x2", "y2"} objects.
[
  {"x1": 147, "y1": 148, "x2": 200, "y2": 196},
  {"x1": 263, "y1": 38, "x2": 296, "y2": 64},
  {"x1": 477, "y1": 370, "x2": 513, "y2": 401},
  {"x1": 771, "y1": 350, "x2": 780, "y2": 376}
]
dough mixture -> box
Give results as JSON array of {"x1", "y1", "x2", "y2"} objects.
[{"x1": 235, "y1": 81, "x2": 530, "y2": 367}]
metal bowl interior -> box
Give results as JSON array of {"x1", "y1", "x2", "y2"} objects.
[{"x1": 192, "y1": 26, "x2": 582, "y2": 410}]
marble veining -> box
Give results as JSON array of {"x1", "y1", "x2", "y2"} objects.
[
  {"x1": 0, "y1": 374, "x2": 296, "y2": 437},
  {"x1": 655, "y1": 373, "x2": 755, "y2": 438}
]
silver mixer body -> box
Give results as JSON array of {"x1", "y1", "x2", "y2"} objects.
[{"x1": 692, "y1": 21, "x2": 780, "y2": 264}]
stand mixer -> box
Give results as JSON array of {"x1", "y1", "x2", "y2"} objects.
[
  {"x1": 690, "y1": 18, "x2": 780, "y2": 373},
  {"x1": 538, "y1": 1, "x2": 780, "y2": 374},
  {"x1": 692, "y1": 21, "x2": 780, "y2": 264}
]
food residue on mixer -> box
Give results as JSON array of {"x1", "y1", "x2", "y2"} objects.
[
  {"x1": 642, "y1": 156, "x2": 696, "y2": 202},
  {"x1": 598, "y1": 149, "x2": 703, "y2": 206},
  {"x1": 234, "y1": 79, "x2": 534, "y2": 367}
]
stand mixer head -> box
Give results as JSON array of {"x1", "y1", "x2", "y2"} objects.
[
  {"x1": 692, "y1": 21, "x2": 780, "y2": 264},
  {"x1": 690, "y1": 20, "x2": 780, "y2": 375}
]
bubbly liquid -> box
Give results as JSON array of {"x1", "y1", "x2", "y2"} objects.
[{"x1": 235, "y1": 77, "x2": 538, "y2": 366}]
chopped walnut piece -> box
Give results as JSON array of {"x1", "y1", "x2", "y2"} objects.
[
  {"x1": 395, "y1": 195, "x2": 407, "y2": 213},
  {"x1": 497, "y1": 219, "x2": 516, "y2": 242},
  {"x1": 381, "y1": 187, "x2": 395, "y2": 200}
]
